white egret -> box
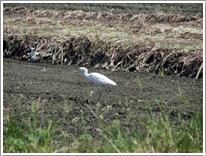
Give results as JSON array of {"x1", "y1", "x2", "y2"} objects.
[{"x1": 79, "y1": 67, "x2": 116, "y2": 100}]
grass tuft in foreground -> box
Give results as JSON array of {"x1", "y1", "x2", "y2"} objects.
[{"x1": 3, "y1": 100, "x2": 202, "y2": 153}]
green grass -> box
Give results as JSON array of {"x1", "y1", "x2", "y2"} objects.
[
  {"x1": 137, "y1": 77, "x2": 143, "y2": 91},
  {"x1": 3, "y1": 99, "x2": 203, "y2": 153}
]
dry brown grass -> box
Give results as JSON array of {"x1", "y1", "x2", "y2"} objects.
[{"x1": 3, "y1": 6, "x2": 203, "y2": 78}]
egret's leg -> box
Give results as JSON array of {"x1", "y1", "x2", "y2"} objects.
[
  {"x1": 97, "y1": 87, "x2": 102, "y2": 101},
  {"x1": 105, "y1": 86, "x2": 112, "y2": 101},
  {"x1": 107, "y1": 86, "x2": 112, "y2": 94}
]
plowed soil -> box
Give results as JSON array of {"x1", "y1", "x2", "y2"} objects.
[{"x1": 3, "y1": 58, "x2": 203, "y2": 137}]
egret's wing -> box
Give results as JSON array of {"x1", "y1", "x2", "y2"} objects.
[
  {"x1": 87, "y1": 73, "x2": 105, "y2": 85},
  {"x1": 88, "y1": 73, "x2": 116, "y2": 86}
]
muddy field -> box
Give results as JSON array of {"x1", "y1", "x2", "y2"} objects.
[{"x1": 3, "y1": 58, "x2": 203, "y2": 138}]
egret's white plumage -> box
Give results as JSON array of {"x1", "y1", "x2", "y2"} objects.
[
  {"x1": 79, "y1": 67, "x2": 116, "y2": 86},
  {"x1": 79, "y1": 67, "x2": 116, "y2": 99}
]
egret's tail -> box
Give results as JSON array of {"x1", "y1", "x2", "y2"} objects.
[{"x1": 110, "y1": 80, "x2": 117, "y2": 86}]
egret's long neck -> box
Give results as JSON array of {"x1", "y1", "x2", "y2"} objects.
[{"x1": 82, "y1": 69, "x2": 89, "y2": 77}]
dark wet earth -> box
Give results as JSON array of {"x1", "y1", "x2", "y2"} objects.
[{"x1": 3, "y1": 58, "x2": 203, "y2": 138}]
